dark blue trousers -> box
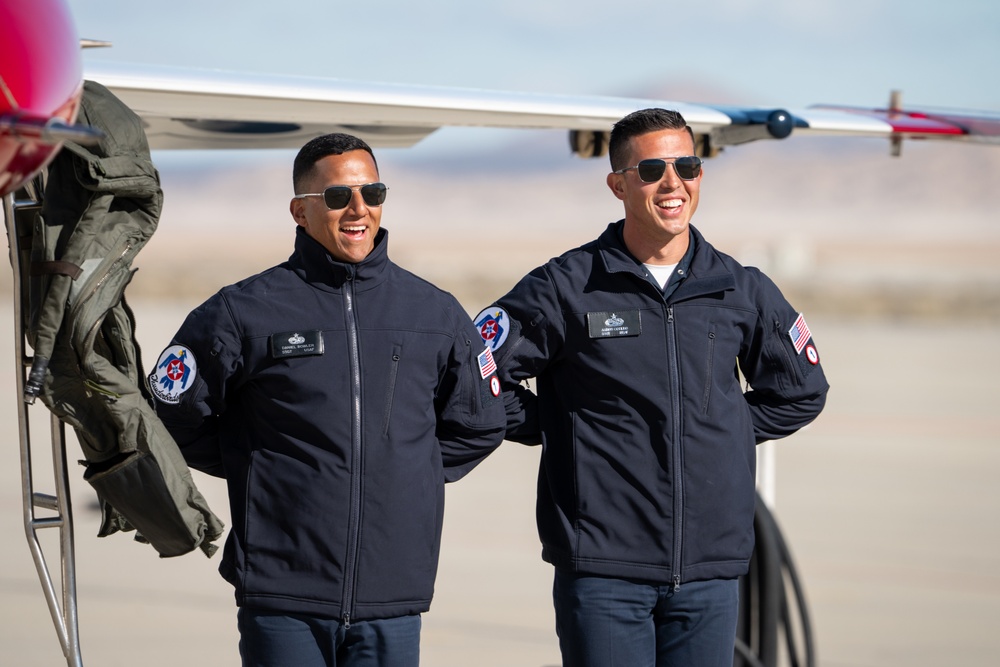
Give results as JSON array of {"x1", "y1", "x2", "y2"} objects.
[
  {"x1": 237, "y1": 609, "x2": 421, "y2": 667},
  {"x1": 553, "y1": 569, "x2": 739, "y2": 667}
]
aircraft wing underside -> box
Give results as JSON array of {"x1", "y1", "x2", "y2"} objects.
[{"x1": 83, "y1": 61, "x2": 1000, "y2": 155}]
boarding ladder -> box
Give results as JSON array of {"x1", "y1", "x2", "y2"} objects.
[{"x1": 3, "y1": 179, "x2": 85, "y2": 667}]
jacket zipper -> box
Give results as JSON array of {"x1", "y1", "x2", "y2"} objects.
[
  {"x1": 774, "y1": 319, "x2": 798, "y2": 381},
  {"x1": 382, "y1": 347, "x2": 401, "y2": 435},
  {"x1": 701, "y1": 330, "x2": 716, "y2": 413},
  {"x1": 79, "y1": 243, "x2": 133, "y2": 352},
  {"x1": 342, "y1": 267, "x2": 363, "y2": 628},
  {"x1": 666, "y1": 305, "x2": 684, "y2": 591}
]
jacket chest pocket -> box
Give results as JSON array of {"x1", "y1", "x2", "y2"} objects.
[
  {"x1": 673, "y1": 309, "x2": 745, "y2": 414},
  {"x1": 702, "y1": 326, "x2": 717, "y2": 413},
  {"x1": 382, "y1": 344, "x2": 402, "y2": 435}
]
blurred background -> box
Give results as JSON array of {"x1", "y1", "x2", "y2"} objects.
[{"x1": 2, "y1": 1, "x2": 999, "y2": 665}]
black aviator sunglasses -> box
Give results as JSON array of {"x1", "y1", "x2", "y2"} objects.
[
  {"x1": 613, "y1": 156, "x2": 703, "y2": 183},
  {"x1": 292, "y1": 182, "x2": 388, "y2": 210}
]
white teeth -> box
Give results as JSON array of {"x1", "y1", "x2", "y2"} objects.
[
  {"x1": 343, "y1": 226, "x2": 365, "y2": 232},
  {"x1": 659, "y1": 199, "x2": 682, "y2": 209}
]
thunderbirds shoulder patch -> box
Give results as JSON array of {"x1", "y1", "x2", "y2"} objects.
[
  {"x1": 473, "y1": 306, "x2": 510, "y2": 352},
  {"x1": 149, "y1": 345, "x2": 197, "y2": 404}
]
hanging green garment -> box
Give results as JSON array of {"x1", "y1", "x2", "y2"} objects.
[{"x1": 23, "y1": 80, "x2": 224, "y2": 558}]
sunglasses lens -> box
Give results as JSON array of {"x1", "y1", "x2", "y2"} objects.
[
  {"x1": 323, "y1": 186, "x2": 353, "y2": 210},
  {"x1": 636, "y1": 159, "x2": 667, "y2": 183},
  {"x1": 360, "y1": 183, "x2": 387, "y2": 207},
  {"x1": 674, "y1": 157, "x2": 702, "y2": 180},
  {"x1": 632, "y1": 157, "x2": 702, "y2": 182},
  {"x1": 320, "y1": 183, "x2": 387, "y2": 209}
]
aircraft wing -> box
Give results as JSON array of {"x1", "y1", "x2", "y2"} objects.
[{"x1": 83, "y1": 61, "x2": 1000, "y2": 157}]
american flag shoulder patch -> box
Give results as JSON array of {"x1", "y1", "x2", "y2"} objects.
[
  {"x1": 787, "y1": 313, "x2": 812, "y2": 355},
  {"x1": 478, "y1": 346, "x2": 497, "y2": 379}
]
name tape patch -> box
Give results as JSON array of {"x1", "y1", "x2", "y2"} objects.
[
  {"x1": 587, "y1": 310, "x2": 641, "y2": 338},
  {"x1": 270, "y1": 330, "x2": 325, "y2": 358}
]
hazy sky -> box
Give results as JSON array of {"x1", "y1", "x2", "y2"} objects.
[
  {"x1": 68, "y1": 0, "x2": 999, "y2": 113},
  {"x1": 60, "y1": 0, "x2": 1000, "y2": 172}
]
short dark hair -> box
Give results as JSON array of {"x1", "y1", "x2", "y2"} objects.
[
  {"x1": 292, "y1": 133, "x2": 378, "y2": 192},
  {"x1": 608, "y1": 108, "x2": 695, "y2": 171}
]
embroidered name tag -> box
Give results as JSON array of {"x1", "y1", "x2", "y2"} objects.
[
  {"x1": 587, "y1": 310, "x2": 641, "y2": 338},
  {"x1": 270, "y1": 330, "x2": 325, "y2": 358}
]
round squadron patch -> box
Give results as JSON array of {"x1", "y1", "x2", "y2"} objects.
[
  {"x1": 805, "y1": 344, "x2": 820, "y2": 366},
  {"x1": 473, "y1": 306, "x2": 510, "y2": 351},
  {"x1": 149, "y1": 345, "x2": 197, "y2": 404}
]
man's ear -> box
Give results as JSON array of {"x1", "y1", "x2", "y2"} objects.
[
  {"x1": 290, "y1": 198, "x2": 307, "y2": 227},
  {"x1": 607, "y1": 172, "x2": 626, "y2": 201}
]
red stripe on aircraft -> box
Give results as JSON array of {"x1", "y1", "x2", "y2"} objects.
[
  {"x1": 814, "y1": 106, "x2": 964, "y2": 135},
  {"x1": 812, "y1": 104, "x2": 1000, "y2": 139}
]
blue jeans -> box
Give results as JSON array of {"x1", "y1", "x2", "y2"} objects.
[
  {"x1": 237, "y1": 609, "x2": 421, "y2": 667},
  {"x1": 553, "y1": 569, "x2": 739, "y2": 667}
]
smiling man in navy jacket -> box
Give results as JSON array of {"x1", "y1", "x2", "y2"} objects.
[
  {"x1": 151, "y1": 133, "x2": 506, "y2": 667},
  {"x1": 475, "y1": 108, "x2": 828, "y2": 667}
]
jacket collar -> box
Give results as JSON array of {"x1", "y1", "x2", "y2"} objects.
[
  {"x1": 597, "y1": 220, "x2": 735, "y2": 300},
  {"x1": 290, "y1": 225, "x2": 391, "y2": 290}
]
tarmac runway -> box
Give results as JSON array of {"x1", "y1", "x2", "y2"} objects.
[{"x1": 1, "y1": 296, "x2": 998, "y2": 667}]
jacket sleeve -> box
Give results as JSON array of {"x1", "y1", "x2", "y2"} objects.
[
  {"x1": 435, "y1": 305, "x2": 508, "y2": 483},
  {"x1": 150, "y1": 292, "x2": 243, "y2": 478},
  {"x1": 483, "y1": 264, "x2": 565, "y2": 445},
  {"x1": 740, "y1": 270, "x2": 830, "y2": 443},
  {"x1": 502, "y1": 382, "x2": 542, "y2": 445}
]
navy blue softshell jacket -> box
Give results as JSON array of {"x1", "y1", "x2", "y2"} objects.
[
  {"x1": 153, "y1": 227, "x2": 506, "y2": 621},
  {"x1": 490, "y1": 222, "x2": 828, "y2": 585}
]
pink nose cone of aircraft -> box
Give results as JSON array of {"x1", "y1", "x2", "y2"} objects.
[{"x1": 0, "y1": 0, "x2": 85, "y2": 197}]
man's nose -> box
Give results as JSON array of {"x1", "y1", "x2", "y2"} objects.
[
  {"x1": 346, "y1": 188, "x2": 368, "y2": 212},
  {"x1": 659, "y1": 162, "x2": 682, "y2": 188}
]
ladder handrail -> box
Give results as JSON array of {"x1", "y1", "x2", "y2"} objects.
[{"x1": 4, "y1": 187, "x2": 85, "y2": 667}]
